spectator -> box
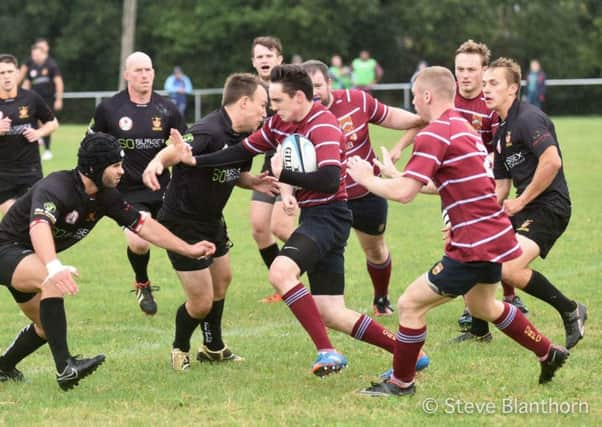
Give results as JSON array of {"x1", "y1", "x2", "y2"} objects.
[
  {"x1": 291, "y1": 54, "x2": 303, "y2": 65},
  {"x1": 328, "y1": 55, "x2": 352, "y2": 89},
  {"x1": 164, "y1": 66, "x2": 193, "y2": 117},
  {"x1": 351, "y1": 50, "x2": 383, "y2": 93},
  {"x1": 526, "y1": 59, "x2": 546, "y2": 110}
]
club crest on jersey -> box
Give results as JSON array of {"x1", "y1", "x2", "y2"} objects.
[
  {"x1": 471, "y1": 115, "x2": 483, "y2": 130},
  {"x1": 119, "y1": 116, "x2": 133, "y2": 131},
  {"x1": 86, "y1": 211, "x2": 97, "y2": 222},
  {"x1": 517, "y1": 219, "x2": 533, "y2": 232},
  {"x1": 152, "y1": 116, "x2": 163, "y2": 131},
  {"x1": 19, "y1": 106, "x2": 29, "y2": 119},
  {"x1": 30, "y1": 69, "x2": 38, "y2": 78},
  {"x1": 505, "y1": 131, "x2": 512, "y2": 147},
  {"x1": 431, "y1": 262, "x2": 444, "y2": 275},
  {"x1": 65, "y1": 210, "x2": 79, "y2": 224},
  {"x1": 338, "y1": 115, "x2": 357, "y2": 146}
]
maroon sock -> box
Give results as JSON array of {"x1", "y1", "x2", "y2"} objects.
[
  {"x1": 282, "y1": 283, "x2": 333, "y2": 351},
  {"x1": 493, "y1": 302, "x2": 551, "y2": 358},
  {"x1": 351, "y1": 314, "x2": 395, "y2": 353},
  {"x1": 502, "y1": 281, "x2": 515, "y2": 299},
  {"x1": 392, "y1": 324, "x2": 426, "y2": 383},
  {"x1": 367, "y1": 255, "x2": 392, "y2": 299}
]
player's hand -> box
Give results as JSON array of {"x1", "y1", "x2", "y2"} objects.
[
  {"x1": 388, "y1": 144, "x2": 403, "y2": 164},
  {"x1": 189, "y1": 240, "x2": 216, "y2": 259},
  {"x1": 253, "y1": 172, "x2": 280, "y2": 196},
  {"x1": 270, "y1": 146, "x2": 283, "y2": 179},
  {"x1": 43, "y1": 265, "x2": 80, "y2": 296},
  {"x1": 0, "y1": 117, "x2": 11, "y2": 134},
  {"x1": 373, "y1": 146, "x2": 401, "y2": 178},
  {"x1": 54, "y1": 98, "x2": 63, "y2": 111},
  {"x1": 142, "y1": 158, "x2": 164, "y2": 191},
  {"x1": 281, "y1": 193, "x2": 298, "y2": 216},
  {"x1": 22, "y1": 127, "x2": 41, "y2": 143},
  {"x1": 347, "y1": 155, "x2": 374, "y2": 184},
  {"x1": 502, "y1": 198, "x2": 525, "y2": 217},
  {"x1": 170, "y1": 128, "x2": 196, "y2": 166}
]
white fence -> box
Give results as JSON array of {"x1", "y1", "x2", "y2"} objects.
[{"x1": 64, "y1": 78, "x2": 602, "y2": 121}]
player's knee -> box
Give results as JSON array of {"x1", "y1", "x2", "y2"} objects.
[
  {"x1": 466, "y1": 300, "x2": 497, "y2": 322},
  {"x1": 128, "y1": 240, "x2": 150, "y2": 254},
  {"x1": 364, "y1": 244, "x2": 389, "y2": 264},
  {"x1": 186, "y1": 297, "x2": 213, "y2": 318}
]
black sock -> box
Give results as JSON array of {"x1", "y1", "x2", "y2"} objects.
[
  {"x1": 259, "y1": 243, "x2": 279, "y2": 269},
  {"x1": 202, "y1": 299, "x2": 225, "y2": 351},
  {"x1": 43, "y1": 136, "x2": 51, "y2": 151},
  {"x1": 470, "y1": 317, "x2": 490, "y2": 336},
  {"x1": 127, "y1": 247, "x2": 150, "y2": 283},
  {"x1": 39, "y1": 298, "x2": 70, "y2": 372},
  {"x1": 173, "y1": 304, "x2": 201, "y2": 353},
  {"x1": 0, "y1": 323, "x2": 47, "y2": 370},
  {"x1": 523, "y1": 270, "x2": 576, "y2": 314}
]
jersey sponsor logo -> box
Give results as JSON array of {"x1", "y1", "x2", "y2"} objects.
[
  {"x1": 212, "y1": 167, "x2": 241, "y2": 184},
  {"x1": 151, "y1": 116, "x2": 163, "y2": 131},
  {"x1": 517, "y1": 219, "x2": 533, "y2": 232},
  {"x1": 338, "y1": 115, "x2": 357, "y2": 146},
  {"x1": 18, "y1": 106, "x2": 29, "y2": 119},
  {"x1": 119, "y1": 116, "x2": 133, "y2": 131},
  {"x1": 65, "y1": 210, "x2": 79, "y2": 224},
  {"x1": 119, "y1": 137, "x2": 165, "y2": 150},
  {"x1": 52, "y1": 226, "x2": 91, "y2": 241},
  {"x1": 505, "y1": 131, "x2": 512, "y2": 147},
  {"x1": 504, "y1": 152, "x2": 525, "y2": 169},
  {"x1": 431, "y1": 262, "x2": 444, "y2": 275}
]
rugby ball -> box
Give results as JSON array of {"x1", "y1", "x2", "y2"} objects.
[{"x1": 280, "y1": 134, "x2": 317, "y2": 173}]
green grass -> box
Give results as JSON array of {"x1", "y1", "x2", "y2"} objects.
[{"x1": 1, "y1": 119, "x2": 600, "y2": 426}]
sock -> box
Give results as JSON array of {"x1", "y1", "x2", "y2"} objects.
[
  {"x1": 523, "y1": 270, "x2": 576, "y2": 314},
  {"x1": 43, "y1": 136, "x2": 51, "y2": 151},
  {"x1": 502, "y1": 281, "x2": 515, "y2": 299},
  {"x1": 0, "y1": 323, "x2": 47, "y2": 370},
  {"x1": 367, "y1": 255, "x2": 392, "y2": 299},
  {"x1": 351, "y1": 314, "x2": 395, "y2": 353},
  {"x1": 259, "y1": 243, "x2": 280, "y2": 269},
  {"x1": 127, "y1": 247, "x2": 150, "y2": 284},
  {"x1": 201, "y1": 299, "x2": 225, "y2": 351},
  {"x1": 393, "y1": 325, "x2": 426, "y2": 384},
  {"x1": 493, "y1": 302, "x2": 551, "y2": 358},
  {"x1": 469, "y1": 317, "x2": 490, "y2": 336},
  {"x1": 282, "y1": 284, "x2": 333, "y2": 351},
  {"x1": 173, "y1": 304, "x2": 202, "y2": 353},
  {"x1": 39, "y1": 298, "x2": 70, "y2": 372}
]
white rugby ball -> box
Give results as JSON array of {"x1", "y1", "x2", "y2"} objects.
[{"x1": 280, "y1": 134, "x2": 317, "y2": 173}]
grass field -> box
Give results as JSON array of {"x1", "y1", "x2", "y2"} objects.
[{"x1": 0, "y1": 119, "x2": 600, "y2": 426}]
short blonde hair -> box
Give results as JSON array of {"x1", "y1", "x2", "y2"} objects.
[
  {"x1": 455, "y1": 40, "x2": 491, "y2": 67},
  {"x1": 414, "y1": 66, "x2": 456, "y2": 101},
  {"x1": 489, "y1": 57, "x2": 522, "y2": 87}
]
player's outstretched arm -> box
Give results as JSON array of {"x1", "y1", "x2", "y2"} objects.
[
  {"x1": 347, "y1": 155, "x2": 423, "y2": 204},
  {"x1": 136, "y1": 216, "x2": 216, "y2": 259},
  {"x1": 238, "y1": 171, "x2": 279, "y2": 196},
  {"x1": 389, "y1": 127, "x2": 420, "y2": 164}
]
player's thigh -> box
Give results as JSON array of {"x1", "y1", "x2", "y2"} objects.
[
  {"x1": 250, "y1": 199, "x2": 275, "y2": 234},
  {"x1": 271, "y1": 200, "x2": 296, "y2": 241},
  {"x1": 504, "y1": 233, "x2": 540, "y2": 271},
  {"x1": 176, "y1": 269, "x2": 214, "y2": 304},
  {"x1": 209, "y1": 253, "x2": 232, "y2": 297}
]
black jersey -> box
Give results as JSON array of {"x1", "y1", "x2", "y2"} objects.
[
  {"x1": 0, "y1": 170, "x2": 143, "y2": 252},
  {"x1": 0, "y1": 89, "x2": 54, "y2": 181},
  {"x1": 89, "y1": 90, "x2": 185, "y2": 195},
  {"x1": 493, "y1": 99, "x2": 571, "y2": 214},
  {"x1": 159, "y1": 108, "x2": 252, "y2": 222},
  {"x1": 23, "y1": 57, "x2": 61, "y2": 101}
]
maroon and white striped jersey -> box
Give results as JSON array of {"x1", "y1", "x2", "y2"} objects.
[
  {"x1": 454, "y1": 89, "x2": 499, "y2": 152},
  {"x1": 329, "y1": 89, "x2": 389, "y2": 199},
  {"x1": 402, "y1": 109, "x2": 521, "y2": 263},
  {"x1": 243, "y1": 102, "x2": 347, "y2": 207}
]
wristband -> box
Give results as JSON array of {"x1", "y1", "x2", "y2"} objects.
[{"x1": 46, "y1": 259, "x2": 64, "y2": 277}]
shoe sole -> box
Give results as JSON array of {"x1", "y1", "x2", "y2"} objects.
[
  {"x1": 58, "y1": 357, "x2": 105, "y2": 391},
  {"x1": 312, "y1": 364, "x2": 346, "y2": 377}
]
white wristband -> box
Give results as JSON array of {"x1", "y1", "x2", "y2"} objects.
[{"x1": 46, "y1": 259, "x2": 64, "y2": 277}]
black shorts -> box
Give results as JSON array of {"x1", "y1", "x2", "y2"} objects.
[
  {"x1": 251, "y1": 152, "x2": 280, "y2": 204},
  {"x1": 348, "y1": 193, "x2": 388, "y2": 235},
  {"x1": 511, "y1": 203, "x2": 570, "y2": 258},
  {"x1": 160, "y1": 217, "x2": 232, "y2": 271},
  {"x1": 281, "y1": 201, "x2": 352, "y2": 295},
  {"x1": 121, "y1": 190, "x2": 164, "y2": 217},
  {"x1": 0, "y1": 175, "x2": 40, "y2": 204},
  {"x1": 0, "y1": 242, "x2": 37, "y2": 303},
  {"x1": 426, "y1": 255, "x2": 502, "y2": 298}
]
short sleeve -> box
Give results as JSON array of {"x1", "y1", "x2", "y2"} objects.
[
  {"x1": 402, "y1": 132, "x2": 448, "y2": 184},
  {"x1": 101, "y1": 189, "x2": 144, "y2": 231}
]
